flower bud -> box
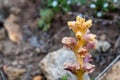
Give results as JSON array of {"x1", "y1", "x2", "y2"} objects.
[
  {"x1": 76, "y1": 31, "x2": 82, "y2": 39},
  {"x1": 84, "y1": 33, "x2": 96, "y2": 41},
  {"x1": 64, "y1": 62, "x2": 80, "y2": 72},
  {"x1": 83, "y1": 63, "x2": 95, "y2": 73},
  {"x1": 85, "y1": 39, "x2": 98, "y2": 49},
  {"x1": 62, "y1": 37, "x2": 77, "y2": 48}
]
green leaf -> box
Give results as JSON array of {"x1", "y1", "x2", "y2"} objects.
[
  {"x1": 52, "y1": 6, "x2": 60, "y2": 13},
  {"x1": 40, "y1": 9, "x2": 54, "y2": 22},
  {"x1": 61, "y1": 75, "x2": 69, "y2": 80},
  {"x1": 62, "y1": 6, "x2": 71, "y2": 12},
  {"x1": 43, "y1": 24, "x2": 50, "y2": 31},
  {"x1": 38, "y1": 20, "x2": 44, "y2": 28},
  {"x1": 78, "y1": 0, "x2": 87, "y2": 5},
  {"x1": 47, "y1": 0, "x2": 53, "y2": 7}
]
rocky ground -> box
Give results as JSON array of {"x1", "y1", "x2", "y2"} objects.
[
  {"x1": 0, "y1": 0, "x2": 120, "y2": 80},
  {"x1": 100, "y1": 60, "x2": 120, "y2": 80}
]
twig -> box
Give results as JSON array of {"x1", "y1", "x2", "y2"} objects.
[
  {"x1": 0, "y1": 66, "x2": 8, "y2": 80},
  {"x1": 95, "y1": 55, "x2": 120, "y2": 80},
  {"x1": 114, "y1": 35, "x2": 120, "y2": 49}
]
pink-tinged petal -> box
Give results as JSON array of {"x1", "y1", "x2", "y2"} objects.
[
  {"x1": 83, "y1": 63, "x2": 95, "y2": 73},
  {"x1": 86, "y1": 29, "x2": 90, "y2": 34},
  {"x1": 62, "y1": 37, "x2": 77, "y2": 45},
  {"x1": 62, "y1": 37, "x2": 77, "y2": 49},
  {"x1": 83, "y1": 55, "x2": 92, "y2": 63},
  {"x1": 85, "y1": 39, "x2": 98, "y2": 49},
  {"x1": 84, "y1": 33, "x2": 96, "y2": 41},
  {"x1": 70, "y1": 37, "x2": 77, "y2": 44},
  {"x1": 64, "y1": 62, "x2": 80, "y2": 72},
  {"x1": 85, "y1": 42, "x2": 95, "y2": 49},
  {"x1": 78, "y1": 48, "x2": 89, "y2": 57}
]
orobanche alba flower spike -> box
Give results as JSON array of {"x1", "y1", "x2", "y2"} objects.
[{"x1": 62, "y1": 16, "x2": 98, "y2": 80}]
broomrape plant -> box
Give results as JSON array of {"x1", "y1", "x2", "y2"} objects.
[{"x1": 62, "y1": 16, "x2": 98, "y2": 80}]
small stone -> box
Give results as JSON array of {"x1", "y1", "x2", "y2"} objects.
[
  {"x1": 4, "y1": 66, "x2": 26, "y2": 80},
  {"x1": 96, "y1": 40, "x2": 111, "y2": 52},
  {"x1": 35, "y1": 48, "x2": 41, "y2": 53},
  {"x1": 12, "y1": 61, "x2": 18, "y2": 66},
  {"x1": 33, "y1": 75, "x2": 42, "y2": 80},
  {"x1": 100, "y1": 34, "x2": 106, "y2": 41},
  {"x1": 19, "y1": 60, "x2": 24, "y2": 65},
  {"x1": 4, "y1": 14, "x2": 23, "y2": 44}
]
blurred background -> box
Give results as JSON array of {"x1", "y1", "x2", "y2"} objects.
[{"x1": 0, "y1": 0, "x2": 120, "y2": 80}]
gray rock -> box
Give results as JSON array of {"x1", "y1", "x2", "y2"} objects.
[
  {"x1": 39, "y1": 48, "x2": 90, "y2": 80},
  {"x1": 96, "y1": 40, "x2": 111, "y2": 52}
]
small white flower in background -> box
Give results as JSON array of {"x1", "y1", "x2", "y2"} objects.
[
  {"x1": 103, "y1": 2, "x2": 109, "y2": 8},
  {"x1": 113, "y1": 0, "x2": 118, "y2": 3},
  {"x1": 52, "y1": 0, "x2": 58, "y2": 7},
  {"x1": 77, "y1": 2, "x2": 81, "y2": 6},
  {"x1": 93, "y1": 0, "x2": 97, "y2": 2},
  {"x1": 67, "y1": 0, "x2": 71, "y2": 5},
  {"x1": 90, "y1": 4, "x2": 96, "y2": 9},
  {"x1": 97, "y1": 12, "x2": 102, "y2": 17}
]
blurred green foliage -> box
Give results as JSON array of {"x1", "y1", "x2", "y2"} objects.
[
  {"x1": 61, "y1": 75, "x2": 68, "y2": 80},
  {"x1": 38, "y1": 0, "x2": 120, "y2": 31},
  {"x1": 45, "y1": 0, "x2": 87, "y2": 13},
  {"x1": 38, "y1": 0, "x2": 87, "y2": 31},
  {"x1": 38, "y1": 9, "x2": 54, "y2": 31},
  {"x1": 89, "y1": 0, "x2": 120, "y2": 17}
]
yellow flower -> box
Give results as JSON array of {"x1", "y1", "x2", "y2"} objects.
[{"x1": 68, "y1": 16, "x2": 92, "y2": 34}]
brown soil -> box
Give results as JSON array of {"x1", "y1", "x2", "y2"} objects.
[{"x1": 100, "y1": 60, "x2": 120, "y2": 80}]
